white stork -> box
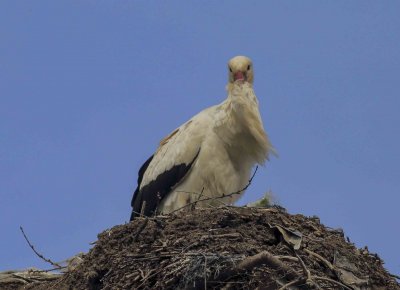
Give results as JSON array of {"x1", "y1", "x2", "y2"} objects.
[{"x1": 130, "y1": 56, "x2": 275, "y2": 220}]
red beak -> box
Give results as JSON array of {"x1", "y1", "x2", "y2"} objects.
[{"x1": 234, "y1": 71, "x2": 245, "y2": 81}]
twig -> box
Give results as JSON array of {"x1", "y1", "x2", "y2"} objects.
[
  {"x1": 164, "y1": 260, "x2": 190, "y2": 278},
  {"x1": 192, "y1": 187, "x2": 205, "y2": 211},
  {"x1": 202, "y1": 253, "x2": 207, "y2": 290},
  {"x1": 279, "y1": 250, "x2": 323, "y2": 290},
  {"x1": 138, "y1": 268, "x2": 145, "y2": 279},
  {"x1": 235, "y1": 250, "x2": 298, "y2": 280},
  {"x1": 304, "y1": 249, "x2": 356, "y2": 289},
  {"x1": 139, "y1": 259, "x2": 191, "y2": 289},
  {"x1": 295, "y1": 252, "x2": 311, "y2": 281},
  {"x1": 294, "y1": 251, "x2": 321, "y2": 289},
  {"x1": 137, "y1": 268, "x2": 159, "y2": 288},
  {"x1": 0, "y1": 269, "x2": 62, "y2": 287},
  {"x1": 312, "y1": 275, "x2": 353, "y2": 290},
  {"x1": 275, "y1": 255, "x2": 299, "y2": 262},
  {"x1": 193, "y1": 250, "x2": 299, "y2": 289},
  {"x1": 140, "y1": 200, "x2": 147, "y2": 216},
  {"x1": 19, "y1": 226, "x2": 63, "y2": 269},
  {"x1": 133, "y1": 218, "x2": 149, "y2": 242},
  {"x1": 278, "y1": 278, "x2": 307, "y2": 290},
  {"x1": 304, "y1": 249, "x2": 334, "y2": 272},
  {"x1": 30, "y1": 266, "x2": 67, "y2": 273},
  {"x1": 200, "y1": 233, "x2": 242, "y2": 240},
  {"x1": 170, "y1": 166, "x2": 259, "y2": 215}
]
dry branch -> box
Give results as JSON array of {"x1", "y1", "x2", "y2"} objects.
[
  {"x1": 20, "y1": 226, "x2": 63, "y2": 269},
  {"x1": 170, "y1": 166, "x2": 259, "y2": 215},
  {"x1": 278, "y1": 278, "x2": 307, "y2": 290},
  {"x1": 304, "y1": 248, "x2": 335, "y2": 272},
  {"x1": 193, "y1": 250, "x2": 300, "y2": 289},
  {"x1": 313, "y1": 275, "x2": 353, "y2": 290},
  {"x1": 0, "y1": 269, "x2": 61, "y2": 287}
]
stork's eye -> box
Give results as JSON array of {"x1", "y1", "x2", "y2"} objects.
[
  {"x1": 229, "y1": 67, "x2": 233, "y2": 72},
  {"x1": 247, "y1": 65, "x2": 251, "y2": 70}
]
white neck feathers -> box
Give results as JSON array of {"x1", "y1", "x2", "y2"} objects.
[{"x1": 215, "y1": 83, "x2": 275, "y2": 165}]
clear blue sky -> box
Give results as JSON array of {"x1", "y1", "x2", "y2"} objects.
[{"x1": 1, "y1": 1, "x2": 399, "y2": 276}]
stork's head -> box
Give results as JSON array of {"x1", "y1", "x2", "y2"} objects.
[{"x1": 228, "y1": 56, "x2": 254, "y2": 85}]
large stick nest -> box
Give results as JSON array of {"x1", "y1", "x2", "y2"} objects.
[{"x1": 4, "y1": 207, "x2": 400, "y2": 289}]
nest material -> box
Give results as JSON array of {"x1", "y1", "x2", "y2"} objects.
[{"x1": 5, "y1": 207, "x2": 400, "y2": 290}]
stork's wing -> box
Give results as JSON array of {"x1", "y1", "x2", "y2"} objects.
[
  {"x1": 130, "y1": 108, "x2": 213, "y2": 220},
  {"x1": 130, "y1": 154, "x2": 154, "y2": 218}
]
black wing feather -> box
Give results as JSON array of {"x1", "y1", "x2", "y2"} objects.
[
  {"x1": 130, "y1": 150, "x2": 200, "y2": 220},
  {"x1": 131, "y1": 155, "x2": 154, "y2": 208}
]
